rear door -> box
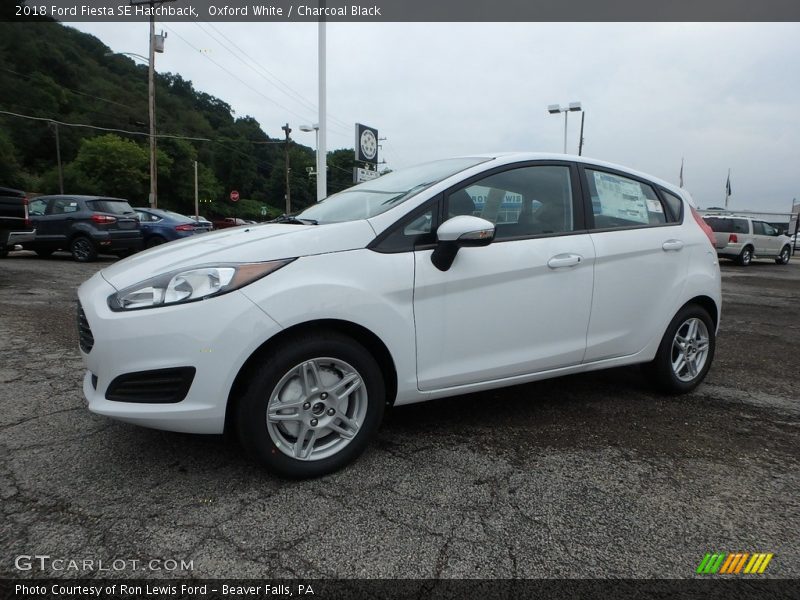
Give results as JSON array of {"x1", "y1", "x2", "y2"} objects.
[
  {"x1": 580, "y1": 166, "x2": 690, "y2": 362},
  {"x1": 411, "y1": 162, "x2": 595, "y2": 391}
]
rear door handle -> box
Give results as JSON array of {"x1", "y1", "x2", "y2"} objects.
[
  {"x1": 662, "y1": 239, "x2": 684, "y2": 251},
  {"x1": 547, "y1": 253, "x2": 582, "y2": 269}
]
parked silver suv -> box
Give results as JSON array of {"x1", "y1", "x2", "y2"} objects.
[{"x1": 703, "y1": 215, "x2": 791, "y2": 266}]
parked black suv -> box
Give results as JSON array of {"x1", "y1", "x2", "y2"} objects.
[
  {"x1": 23, "y1": 195, "x2": 142, "y2": 262},
  {"x1": 0, "y1": 186, "x2": 34, "y2": 256}
]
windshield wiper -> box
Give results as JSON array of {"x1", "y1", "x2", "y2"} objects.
[{"x1": 271, "y1": 214, "x2": 318, "y2": 225}]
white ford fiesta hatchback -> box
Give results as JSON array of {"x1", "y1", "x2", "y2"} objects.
[{"x1": 78, "y1": 154, "x2": 721, "y2": 477}]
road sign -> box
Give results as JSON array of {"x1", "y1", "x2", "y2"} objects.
[
  {"x1": 230, "y1": 190, "x2": 240, "y2": 202},
  {"x1": 354, "y1": 167, "x2": 379, "y2": 183},
  {"x1": 260, "y1": 206, "x2": 267, "y2": 217}
]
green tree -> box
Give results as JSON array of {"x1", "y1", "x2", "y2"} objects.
[{"x1": 71, "y1": 134, "x2": 149, "y2": 199}]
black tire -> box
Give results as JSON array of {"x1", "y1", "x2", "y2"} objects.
[
  {"x1": 775, "y1": 245, "x2": 790, "y2": 265},
  {"x1": 645, "y1": 304, "x2": 716, "y2": 394},
  {"x1": 70, "y1": 236, "x2": 98, "y2": 262},
  {"x1": 35, "y1": 248, "x2": 54, "y2": 258},
  {"x1": 736, "y1": 246, "x2": 753, "y2": 266},
  {"x1": 236, "y1": 332, "x2": 385, "y2": 479},
  {"x1": 145, "y1": 236, "x2": 167, "y2": 248}
]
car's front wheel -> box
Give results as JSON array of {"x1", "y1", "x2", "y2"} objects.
[
  {"x1": 70, "y1": 236, "x2": 98, "y2": 262},
  {"x1": 236, "y1": 332, "x2": 385, "y2": 478},
  {"x1": 645, "y1": 304, "x2": 715, "y2": 394},
  {"x1": 776, "y1": 245, "x2": 791, "y2": 265}
]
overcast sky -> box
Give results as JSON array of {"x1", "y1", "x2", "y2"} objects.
[{"x1": 70, "y1": 21, "x2": 800, "y2": 213}]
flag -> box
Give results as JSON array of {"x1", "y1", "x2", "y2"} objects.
[
  {"x1": 679, "y1": 158, "x2": 684, "y2": 188},
  {"x1": 725, "y1": 170, "x2": 732, "y2": 208}
]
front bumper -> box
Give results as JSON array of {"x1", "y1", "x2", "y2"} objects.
[{"x1": 77, "y1": 271, "x2": 282, "y2": 434}]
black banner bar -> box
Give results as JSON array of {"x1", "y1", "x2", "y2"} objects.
[
  {"x1": 2, "y1": 579, "x2": 798, "y2": 600},
  {"x1": 5, "y1": 0, "x2": 800, "y2": 22}
]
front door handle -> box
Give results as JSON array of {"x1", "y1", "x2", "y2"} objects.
[
  {"x1": 547, "y1": 253, "x2": 582, "y2": 269},
  {"x1": 662, "y1": 239, "x2": 684, "y2": 251}
]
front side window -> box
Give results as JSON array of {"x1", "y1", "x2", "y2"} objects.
[
  {"x1": 297, "y1": 157, "x2": 490, "y2": 224},
  {"x1": 29, "y1": 198, "x2": 47, "y2": 216},
  {"x1": 586, "y1": 170, "x2": 667, "y2": 229},
  {"x1": 446, "y1": 165, "x2": 574, "y2": 240}
]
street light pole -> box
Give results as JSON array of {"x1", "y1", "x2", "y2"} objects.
[
  {"x1": 318, "y1": 18, "x2": 327, "y2": 202},
  {"x1": 547, "y1": 102, "x2": 582, "y2": 154}
]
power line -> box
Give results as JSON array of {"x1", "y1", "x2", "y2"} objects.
[
  {"x1": 203, "y1": 22, "x2": 354, "y2": 133},
  {"x1": 0, "y1": 66, "x2": 135, "y2": 110},
  {"x1": 0, "y1": 109, "x2": 289, "y2": 147},
  {"x1": 163, "y1": 24, "x2": 319, "y2": 125}
]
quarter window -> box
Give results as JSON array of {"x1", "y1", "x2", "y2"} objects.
[
  {"x1": 586, "y1": 170, "x2": 667, "y2": 229},
  {"x1": 445, "y1": 165, "x2": 575, "y2": 240}
]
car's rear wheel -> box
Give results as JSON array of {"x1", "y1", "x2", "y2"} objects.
[
  {"x1": 776, "y1": 245, "x2": 790, "y2": 265},
  {"x1": 645, "y1": 304, "x2": 715, "y2": 394},
  {"x1": 236, "y1": 332, "x2": 385, "y2": 478},
  {"x1": 737, "y1": 246, "x2": 753, "y2": 266},
  {"x1": 70, "y1": 236, "x2": 97, "y2": 262},
  {"x1": 145, "y1": 236, "x2": 166, "y2": 248}
]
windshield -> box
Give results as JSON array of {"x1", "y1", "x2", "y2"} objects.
[{"x1": 297, "y1": 157, "x2": 490, "y2": 224}]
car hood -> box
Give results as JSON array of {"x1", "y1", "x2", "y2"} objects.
[{"x1": 100, "y1": 220, "x2": 376, "y2": 290}]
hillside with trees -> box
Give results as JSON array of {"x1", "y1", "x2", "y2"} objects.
[{"x1": 0, "y1": 19, "x2": 358, "y2": 219}]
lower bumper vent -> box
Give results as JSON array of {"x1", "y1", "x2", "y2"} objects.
[{"x1": 106, "y1": 367, "x2": 196, "y2": 404}]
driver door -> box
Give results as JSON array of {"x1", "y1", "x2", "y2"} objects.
[{"x1": 411, "y1": 163, "x2": 595, "y2": 391}]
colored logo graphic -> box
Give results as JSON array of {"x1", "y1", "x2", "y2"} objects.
[{"x1": 696, "y1": 553, "x2": 774, "y2": 574}]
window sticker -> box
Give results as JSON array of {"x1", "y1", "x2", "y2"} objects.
[
  {"x1": 592, "y1": 172, "x2": 649, "y2": 224},
  {"x1": 646, "y1": 199, "x2": 664, "y2": 213}
]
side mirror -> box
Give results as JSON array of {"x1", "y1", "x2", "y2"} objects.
[{"x1": 431, "y1": 215, "x2": 495, "y2": 271}]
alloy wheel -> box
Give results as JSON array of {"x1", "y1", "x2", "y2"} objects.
[
  {"x1": 266, "y1": 357, "x2": 367, "y2": 461},
  {"x1": 671, "y1": 318, "x2": 710, "y2": 383}
]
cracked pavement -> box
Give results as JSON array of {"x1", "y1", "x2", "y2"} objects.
[{"x1": 1, "y1": 250, "x2": 798, "y2": 579}]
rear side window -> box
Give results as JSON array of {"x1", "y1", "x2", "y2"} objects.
[
  {"x1": 585, "y1": 170, "x2": 667, "y2": 229},
  {"x1": 87, "y1": 199, "x2": 135, "y2": 215},
  {"x1": 704, "y1": 217, "x2": 748, "y2": 233},
  {"x1": 50, "y1": 198, "x2": 79, "y2": 215}
]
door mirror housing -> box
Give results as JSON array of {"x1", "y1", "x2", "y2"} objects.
[{"x1": 431, "y1": 215, "x2": 495, "y2": 271}]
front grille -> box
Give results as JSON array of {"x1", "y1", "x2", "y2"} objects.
[
  {"x1": 77, "y1": 302, "x2": 94, "y2": 353},
  {"x1": 106, "y1": 367, "x2": 196, "y2": 404}
]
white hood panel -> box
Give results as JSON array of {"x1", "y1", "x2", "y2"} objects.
[{"x1": 100, "y1": 220, "x2": 377, "y2": 290}]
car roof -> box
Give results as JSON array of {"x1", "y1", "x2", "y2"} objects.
[
  {"x1": 35, "y1": 195, "x2": 129, "y2": 202},
  {"x1": 460, "y1": 152, "x2": 687, "y2": 198}
]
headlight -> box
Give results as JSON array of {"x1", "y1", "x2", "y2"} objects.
[{"x1": 108, "y1": 259, "x2": 295, "y2": 311}]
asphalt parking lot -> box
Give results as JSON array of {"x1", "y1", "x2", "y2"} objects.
[{"x1": 1, "y1": 250, "x2": 798, "y2": 579}]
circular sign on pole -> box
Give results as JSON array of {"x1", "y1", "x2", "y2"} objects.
[{"x1": 230, "y1": 190, "x2": 240, "y2": 202}]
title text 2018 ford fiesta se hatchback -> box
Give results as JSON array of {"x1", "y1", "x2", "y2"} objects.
[{"x1": 78, "y1": 153, "x2": 722, "y2": 478}]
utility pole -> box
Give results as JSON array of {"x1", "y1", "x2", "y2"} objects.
[
  {"x1": 50, "y1": 121, "x2": 64, "y2": 194},
  {"x1": 130, "y1": 0, "x2": 175, "y2": 208},
  {"x1": 578, "y1": 112, "x2": 585, "y2": 156},
  {"x1": 282, "y1": 123, "x2": 292, "y2": 214}
]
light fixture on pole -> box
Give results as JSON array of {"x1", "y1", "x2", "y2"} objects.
[
  {"x1": 299, "y1": 123, "x2": 320, "y2": 191},
  {"x1": 547, "y1": 101, "x2": 582, "y2": 154}
]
